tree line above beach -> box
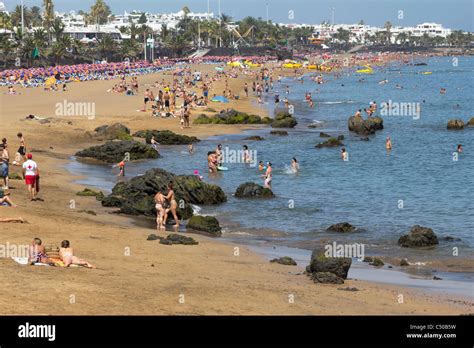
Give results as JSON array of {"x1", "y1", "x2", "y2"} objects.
[{"x1": 0, "y1": 0, "x2": 473, "y2": 68}]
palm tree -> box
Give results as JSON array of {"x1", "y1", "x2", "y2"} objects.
[
  {"x1": 43, "y1": 0, "x2": 55, "y2": 41},
  {"x1": 11, "y1": 5, "x2": 32, "y2": 29},
  {"x1": 51, "y1": 17, "x2": 65, "y2": 41},
  {"x1": 396, "y1": 32, "x2": 408, "y2": 45},
  {"x1": 0, "y1": 12, "x2": 12, "y2": 33},
  {"x1": 0, "y1": 35, "x2": 15, "y2": 67},
  {"x1": 164, "y1": 35, "x2": 189, "y2": 57},
  {"x1": 384, "y1": 21, "x2": 392, "y2": 44},
  {"x1": 88, "y1": 0, "x2": 112, "y2": 29},
  {"x1": 96, "y1": 33, "x2": 116, "y2": 61},
  {"x1": 33, "y1": 28, "x2": 48, "y2": 49}
]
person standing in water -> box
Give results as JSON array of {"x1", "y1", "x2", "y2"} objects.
[
  {"x1": 154, "y1": 190, "x2": 167, "y2": 230},
  {"x1": 262, "y1": 162, "x2": 272, "y2": 188},
  {"x1": 242, "y1": 145, "x2": 251, "y2": 163},
  {"x1": 164, "y1": 182, "x2": 179, "y2": 227},
  {"x1": 291, "y1": 158, "x2": 300, "y2": 172},
  {"x1": 457, "y1": 144, "x2": 463, "y2": 153},
  {"x1": 386, "y1": 136, "x2": 392, "y2": 151}
]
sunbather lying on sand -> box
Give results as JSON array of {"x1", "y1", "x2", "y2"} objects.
[
  {"x1": 59, "y1": 240, "x2": 96, "y2": 268},
  {"x1": 0, "y1": 217, "x2": 24, "y2": 223}
]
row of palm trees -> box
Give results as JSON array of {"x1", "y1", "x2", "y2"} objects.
[{"x1": 1, "y1": 1, "x2": 472, "y2": 68}]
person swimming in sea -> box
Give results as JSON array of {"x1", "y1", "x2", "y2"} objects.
[
  {"x1": 457, "y1": 144, "x2": 463, "y2": 153},
  {"x1": 188, "y1": 143, "x2": 194, "y2": 154},
  {"x1": 258, "y1": 160, "x2": 266, "y2": 172},
  {"x1": 291, "y1": 157, "x2": 300, "y2": 172},
  {"x1": 242, "y1": 145, "x2": 251, "y2": 163},
  {"x1": 386, "y1": 137, "x2": 392, "y2": 151},
  {"x1": 341, "y1": 148, "x2": 348, "y2": 161}
]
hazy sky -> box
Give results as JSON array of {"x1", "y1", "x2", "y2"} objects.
[{"x1": 6, "y1": 0, "x2": 473, "y2": 30}]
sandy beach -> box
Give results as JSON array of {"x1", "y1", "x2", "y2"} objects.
[{"x1": 0, "y1": 61, "x2": 472, "y2": 315}]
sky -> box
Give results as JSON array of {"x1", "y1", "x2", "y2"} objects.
[{"x1": 5, "y1": 0, "x2": 473, "y2": 31}]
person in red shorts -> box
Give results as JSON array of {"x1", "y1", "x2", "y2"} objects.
[{"x1": 22, "y1": 153, "x2": 39, "y2": 201}]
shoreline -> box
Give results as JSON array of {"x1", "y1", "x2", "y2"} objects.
[{"x1": 1, "y1": 59, "x2": 472, "y2": 315}]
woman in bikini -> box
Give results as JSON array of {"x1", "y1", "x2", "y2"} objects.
[
  {"x1": 143, "y1": 89, "x2": 151, "y2": 111},
  {"x1": 154, "y1": 190, "x2": 167, "y2": 230},
  {"x1": 17, "y1": 132, "x2": 26, "y2": 161},
  {"x1": 28, "y1": 238, "x2": 51, "y2": 264},
  {"x1": 59, "y1": 240, "x2": 96, "y2": 268},
  {"x1": 262, "y1": 162, "x2": 273, "y2": 188},
  {"x1": 164, "y1": 182, "x2": 179, "y2": 227}
]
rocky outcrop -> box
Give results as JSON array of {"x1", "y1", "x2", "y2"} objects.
[
  {"x1": 102, "y1": 168, "x2": 226, "y2": 219},
  {"x1": 132, "y1": 129, "x2": 200, "y2": 145},
  {"x1": 309, "y1": 272, "x2": 344, "y2": 284},
  {"x1": 76, "y1": 188, "x2": 104, "y2": 201},
  {"x1": 348, "y1": 116, "x2": 383, "y2": 136},
  {"x1": 187, "y1": 215, "x2": 222, "y2": 237},
  {"x1": 92, "y1": 123, "x2": 132, "y2": 141},
  {"x1": 243, "y1": 136, "x2": 265, "y2": 141},
  {"x1": 76, "y1": 140, "x2": 159, "y2": 163},
  {"x1": 447, "y1": 119, "x2": 465, "y2": 130},
  {"x1": 306, "y1": 251, "x2": 352, "y2": 283},
  {"x1": 467, "y1": 118, "x2": 474, "y2": 127},
  {"x1": 326, "y1": 222, "x2": 357, "y2": 233},
  {"x1": 270, "y1": 130, "x2": 288, "y2": 136},
  {"x1": 270, "y1": 256, "x2": 297, "y2": 266},
  {"x1": 193, "y1": 109, "x2": 271, "y2": 125},
  {"x1": 271, "y1": 110, "x2": 297, "y2": 128},
  {"x1": 234, "y1": 182, "x2": 274, "y2": 198},
  {"x1": 370, "y1": 258, "x2": 384, "y2": 267},
  {"x1": 147, "y1": 233, "x2": 199, "y2": 245},
  {"x1": 398, "y1": 225, "x2": 439, "y2": 248},
  {"x1": 315, "y1": 137, "x2": 344, "y2": 148},
  {"x1": 319, "y1": 132, "x2": 331, "y2": 138}
]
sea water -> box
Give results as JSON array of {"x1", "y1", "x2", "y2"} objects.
[{"x1": 67, "y1": 56, "x2": 474, "y2": 273}]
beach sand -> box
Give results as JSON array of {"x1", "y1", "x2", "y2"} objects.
[{"x1": 0, "y1": 63, "x2": 471, "y2": 315}]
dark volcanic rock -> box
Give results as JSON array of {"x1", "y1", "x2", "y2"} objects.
[
  {"x1": 398, "y1": 225, "x2": 439, "y2": 248},
  {"x1": 370, "y1": 258, "x2": 384, "y2": 267},
  {"x1": 159, "y1": 234, "x2": 198, "y2": 245},
  {"x1": 308, "y1": 251, "x2": 352, "y2": 279},
  {"x1": 447, "y1": 119, "x2": 464, "y2": 130},
  {"x1": 326, "y1": 222, "x2": 356, "y2": 233},
  {"x1": 348, "y1": 116, "x2": 383, "y2": 135},
  {"x1": 315, "y1": 137, "x2": 344, "y2": 148},
  {"x1": 102, "y1": 168, "x2": 226, "y2": 219},
  {"x1": 319, "y1": 132, "x2": 331, "y2": 138},
  {"x1": 76, "y1": 140, "x2": 159, "y2": 163},
  {"x1": 132, "y1": 129, "x2": 200, "y2": 145},
  {"x1": 187, "y1": 215, "x2": 222, "y2": 237},
  {"x1": 363, "y1": 256, "x2": 373, "y2": 263},
  {"x1": 270, "y1": 130, "x2": 288, "y2": 136},
  {"x1": 243, "y1": 136, "x2": 265, "y2": 141},
  {"x1": 310, "y1": 272, "x2": 344, "y2": 284},
  {"x1": 94, "y1": 123, "x2": 132, "y2": 140},
  {"x1": 235, "y1": 182, "x2": 274, "y2": 198},
  {"x1": 467, "y1": 117, "x2": 474, "y2": 127},
  {"x1": 271, "y1": 110, "x2": 297, "y2": 128},
  {"x1": 76, "y1": 188, "x2": 104, "y2": 201},
  {"x1": 193, "y1": 109, "x2": 270, "y2": 125},
  {"x1": 270, "y1": 256, "x2": 297, "y2": 266},
  {"x1": 400, "y1": 259, "x2": 409, "y2": 266},
  {"x1": 147, "y1": 234, "x2": 160, "y2": 241}
]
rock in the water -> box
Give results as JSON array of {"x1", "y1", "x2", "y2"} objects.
[
  {"x1": 160, "y1": 234, "x2": 198, "y2": 245},
  {"x1": 315, "y1": 137, "x2": 344, "y2": 148},
  {"x1": 348, "y1": 116, "x2": 383, "y2": 135},
  {"x1": 310, "y1": 272, "x2": 344, "y2": 284},
  {"x1": 363, "y1": 256, "x2": 373, "y2": 263},
  {"x1": 337, "y1": 135, "x2": 345, "y2": 141},
  {"x1": 433, "y1": 276, "x2": 442, "y2": 280},
  {"x1": 308, "y1": 122, "x2": 324, "y2": 128},
  {"x1": 235, "y1": 182, "x2": 274, "y2": 198},
  {"x1": 243, "y1": 136, "x2": 265, "y2": 141},
  {"x1": 443, "y1": 236, "x2": 461, "y2": 242},
  {"x1": 270, "y1": 256, "x2": 297, "y2": 266},
  {"x1": 102, "y1": 168, "x2": 226, "y2": 219},
  {"x1": 467, "y1": 117, "x2": 474, "y2": 127},
  {"x1": 132, "y1": 129, "x2": 200, "y2": 145},
  {"x1": 398, "y1": 225, "x2": 439, "y2": 248},
  {"x1": 370, "y1": 258, "x2": 384, "y2": 267},
  {"x1": 447, "y1": 119, "x2": 465, "y2": 130},
  {"x1": 400, "y1": 259, "x2": 409, "y2": 266},
  {"x1": 187, "y1": 215, "x2": 222, "y2": 237},
  {"x1": 76, "y1": 188, "x2": 104, "y2": 201},
  {"x1": 192, "y1": 109, "x2": 270, "y2": 125},
  {"x1": 308, "y1": 251, "x2": 352, "y2": 279},
  {"x1": 271, "y1": 110, "x2": 297, "y2": 128},
  {"x1": 326, "y1": 222, "x2": 356, "y2": 233},
  {"x1": 319, "y1": 132, "x2": 331, "y2": 138},
  {"x1": 270, "y1": 130, "x2": 288, "y2": 136},
  {"x1": 76, "y1": 140, "x2": 159, "y2": 163},
  {"x1": 93, "y1": 123, "x2": 132, "y2": 140}
]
